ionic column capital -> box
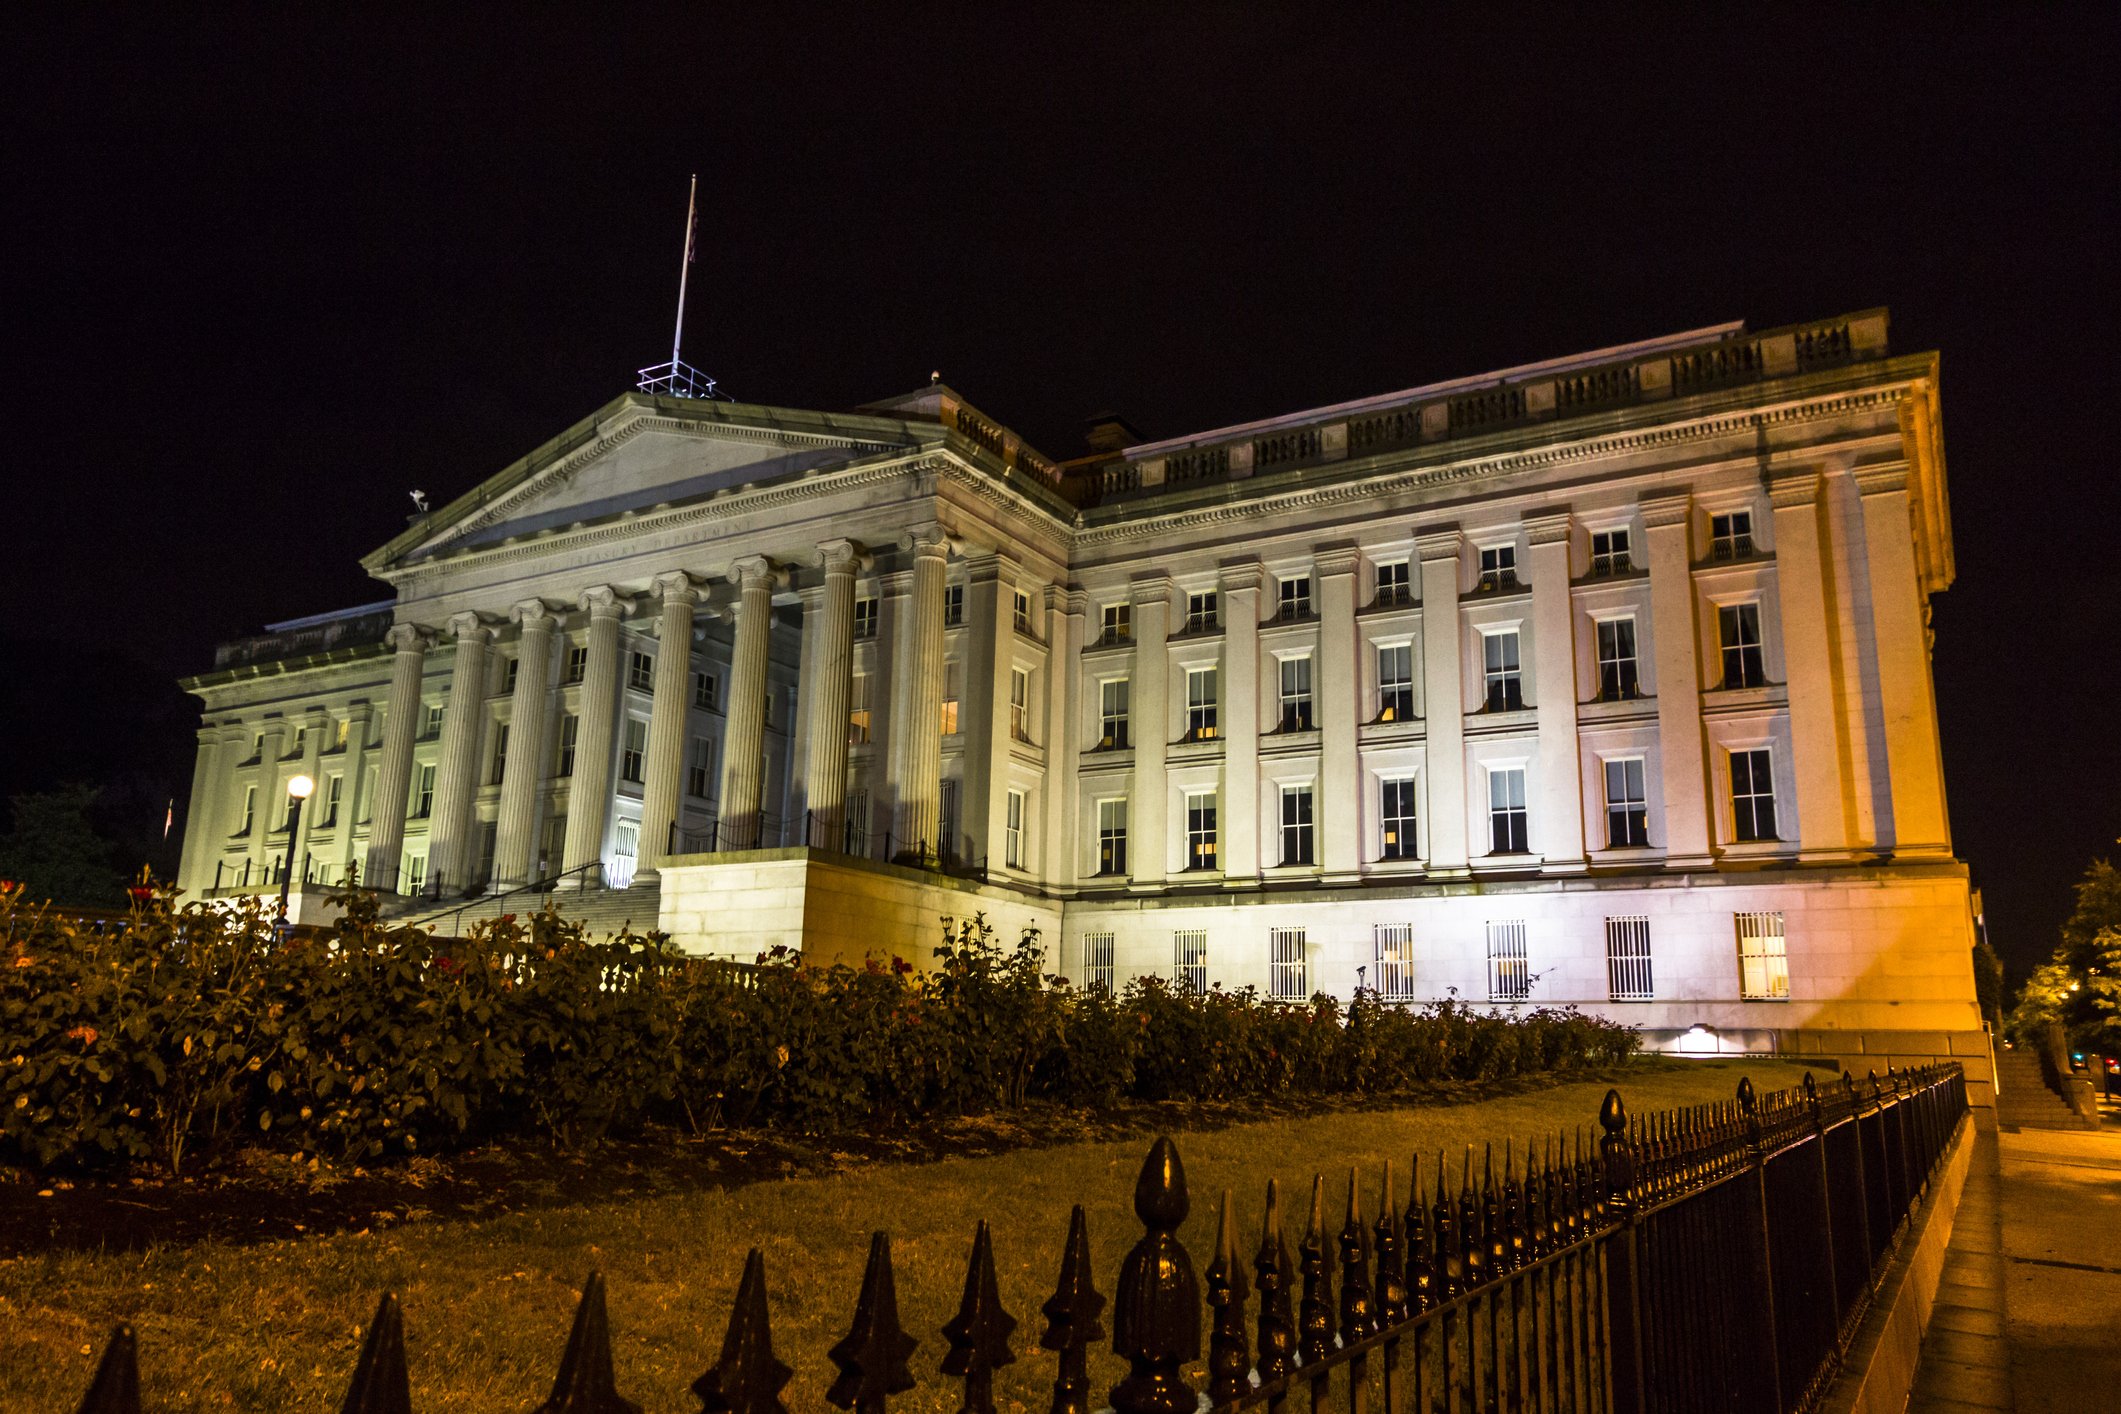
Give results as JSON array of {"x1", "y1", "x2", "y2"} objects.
[
  {"x1": 652, "y1": 570, "x2": 702, "y2": 607},
  {"x1": 384, "y1": 623, "x2": 432, "y2": 654},
  {"x1": 899, "y1": 521, "x2": 955, "y2": 558},
  {"x1": 446, "y1": 611, "x2": 493, "y2": 645},
  {"x1": 728, "y1": 555, "x2": 787, "y2": 590},
  {"x1": 1525, "y1": 508, "x2": 1575, "y2": 546},
  {"x1": 509, "y1": 598, "x2": 560, "y2": 631},
  {"x1": 1767, "y1": 470, "x2": 1823, "y2": 511},
  {"x1": 815, "y1": 538, "x2": 870, "y2": 575},
  {"x1": 1638, "y1": 490, "x2": 1693, "y2": 530},
  {"x1": 579, "y1": 584, "x2": 631, "y2": 619}
]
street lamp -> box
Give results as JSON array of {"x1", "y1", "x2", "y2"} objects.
[{"x1": 276, "y1": 775, "x2": 314, "y2": 932}]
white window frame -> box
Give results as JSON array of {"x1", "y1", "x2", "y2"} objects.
[
  {"x1": 1010, "y1": 667, "x2": 1032, "y2": 741},
  {"x1": 1013, "y1": 589, "x2": 1034, "y2": 634},
  {"x1": 942, "y1": 584, "x2": 965, "y2": 628},
  {"x1": 620, "y1": 717, "x2": 648, "y2": 784},
  {"x1": 1373, "y1": 923, "x2": 1416, "y2": 1001},
  {"x1": 1185, "y1": 665, "x2": 1219, "y2": 739},
  {"x1": 1487, "y1": 920, "x2": 1530, "y2": 1002},
  {"x1": 1100, "y1": 601, "x2": 1132, "y2": 644},
  {"x1": 1718, "y1": 602, "x2": 1766, "y2": 689},
  {"x1": 1269, "y1": 928, "x2": 1308, "y2": 1001},
  {"x1": 1184, "y1": 789, "x2": 1219, "y2": 872},
  {"x1": 1276, "y1": 574, "x2": 1312, "y2": 621},
  {"x1": 414, "y1": 763, "x2": 436, "y2": 817},
  {"x1": 1374, "y1": 559, "x2": 1411, "y2": 607},
  {"x1": 1278, "y1": 784, "x2": 1315, "y2": 866},
  {"x1": 565, "y1": 645, "x2": 588, "y2": 683},
  {"x1": 1097, "y1": 798, "x2": 1128, "y2": 876},
  {"x1": 1005, "y1": 788, "x2": 1026, "y2": 869},
  {"x1": 940, "y1": 660, "x2": 961, "y2": 735},
  {"x1": 1590, "y1": 527, "x2": 1632, "y2": 577},
  {"x1": 1084, "y1": 931, "x2": 1116, "y2": 993},
  {"x1": 853, "y1": 597, "x2": 879, "y2": 640},
  {"x1": 1603, "y1": 757, "x2": 1649, "y2": 848},
  {"x1": 849, "y1": 672, "x2": 872, "y2": 745},
  {"x1": 1482, "y1": 628, "x2": 1524, "y2": 711},
  {"x1": 1477, "y1": 543, "x2": 1519, "y2": 592},
  {"x1": 628, "y1": 650, "x2": 654, "y2": 693},
  {"x1": 1710, "y1": 510, "x2": 1755, "y2": 561},
  {"x1": 1379, "y1": 775, "x2": 1418, "y2": 861},
  {"x1": 1098, "y1": 676, "x2": 1131, "y2": 749},
  {"x1": 1277, "y1": 654, "x2": 1314, "y2": 732},
  {"x1": 1605, "y1": 916, "x2": 1654, "y2": 1001},
  {"x1": 1377, "y1": 640, "x2": 1415, "y2": 721},
  {"x1": 1487, "y1": 765, "x2": 1529, "y2": 853},
  {"x1": 1174, "y1": 929, "x2": 1209, "y2": 993},
  {"x1": 1730, "y1": 747, "x2": 1778, "y2": 842},
  {"x1": 1736, "y1": 911, "x2": 1790, "y2": 1000},
  {"x1": 1595, "y1": 616, "x2": 1639, "y2": 701},
  {"x1": 1185, "y1": 589, "x2": 1219, "y2": 634},
  {"x1": 557, "y1": 713, "x2": 579, "y2": 776}
]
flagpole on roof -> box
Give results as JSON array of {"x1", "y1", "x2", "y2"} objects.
[{"x1": 671, "y1": 172, "x2": 698, "y2": 367}]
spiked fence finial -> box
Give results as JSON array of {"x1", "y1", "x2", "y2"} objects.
[
  {"x1": 827, "y1": 1232, "x2": 919, "y2": 1412},
  {"x1": 1039, "y1": 1205, "x2": 1106, "y2": 1414},
  {"x1": 693, "y1": 1249, "x2": 793, "y2": 1414},
  {"x1": 1204, "y1": 1189, "x2": 1252, "y2": 1405},
  {"x1": 941, "y1": 1221, "x2": 1018, "y2": 1414},
  {"x1": 1111, "y1": 1137, "x2": 1201, "y2": 1414},
  {"x1": 538, "y1": 1273, "x2": 642, "y2": 1414},
  {"x1": 1253, "y1": 1178, "x2": 1296, "y2": 1382},
  {"x1": 75, "y1": 1324, "x2": 140, "y2": 1414},
  {"x1": 1338, "y1": 1167, "x2": 1378, "y2": 1339},
  {"x1": 341, "y1": 1293, "x2": 412, "y2": 1414}
]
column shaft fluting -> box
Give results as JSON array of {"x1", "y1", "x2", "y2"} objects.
[
  {"x1": 638, "y1": 576, "x2": 699, "y2": 870},
  {"x1": 425, "y1": 614, "x2": 491, "y2": 893},
  {"x1": 560, "y1": 589, "x2": 628, "y2": 881},
  {"x1": 365, "y1": 624, "x2": 429, "y2": 891},
  {"x1": 888, "y1": 528, "x2": 949, "y2": 850},
  {"x1": 717, "y1": 558, "x2": 778, "y2": 848},
  {"x1": 801, "y1": 541, "x2": 862, "y2": 840},
  {"x1": 492, "y1": 603, "x2": 557, "y2": 887},
  {"x1": 177, "y1": 728, "x2": 221, "y2": 893}
]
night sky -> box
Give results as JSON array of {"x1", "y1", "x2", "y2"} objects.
[{"x1": 5, "y1": 9, "x2": 2116, "y2": 981}]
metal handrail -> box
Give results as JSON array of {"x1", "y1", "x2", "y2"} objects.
[{"x1": 393, "y1": 860, "x2": 607, "y2": 938}]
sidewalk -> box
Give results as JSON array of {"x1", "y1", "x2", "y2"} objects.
[{"x1": 1908, "y1": 1115, "x2": 2121, "y2": 1413}]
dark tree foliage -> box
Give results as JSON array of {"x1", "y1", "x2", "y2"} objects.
[{"x1": 0, "y1": 785, "x2": 128, "y2": 907}]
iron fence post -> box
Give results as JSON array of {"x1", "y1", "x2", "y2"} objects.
[{"x1": 1598, "y1": 1089, "x2": 1648, "y2": 1414}]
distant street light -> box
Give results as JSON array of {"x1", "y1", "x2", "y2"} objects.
[{"x1": 276, "y1": 775, "x2": 315, "y2": 933}]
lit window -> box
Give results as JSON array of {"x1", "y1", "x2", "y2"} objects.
[
  {"x1": 1375, "y1": 560, "x2": 1411, "y2": 607},
  {"x1": 1711, "y1": 511, "x2": 1755, "y2": 561},
  {"x1": 1377, "y1": 643, "x2": 1414, "y2": 721},
  {"x1": 1373, "y1": 923, "x2": 1416, "y2": 1000},
  {"x1": 334, "y1": 717, "x2": 351, "y2": 749},
  {"x1": 557, "y1": 714, "x2": 579, "y2": 776},
  {"x1": 1483, "y1": 630, "x2": 1524, "y2": 711},
  {"x1": 1604, "y1": 758, "x2": 1649, "y2": 848},
  {"x1": 1010, "y1": 668, "x2": 1032, "y2": 741},
  {"x1": 1279, "y1": 785, "x2": 1315, "y2": 866},
  {"x1": 1270, "y1": 928, "x2": 1308, "y2": 1001},
  {"x1": 1719, "y1": 604, "x2": 1766, "y2": 689},
  {"x1": 1380, "y1": 777, "x2": 1417, "y2": 860},
  {"x1": 1277, "y1": 575, "x2": 1312, "y2": 621},
  {"x1": 943, "y1": 585, "x2": 965, "y2": 628},
  {"x1": 1487, "y1": 921, "x2": 1530, "y2": 1002},
  {"x1": 1478, "y1": 545, "x2": 1519, "y2": 592},
  {"x1": 1185, "y1": 791, "x2": 1219, "y2": 871},
  {"x1": 1013, "y1": 589, "x2": 1034, "y2": 634},
  {"x1": 1185, "y1": 590, "x2": 1219, "y2": 634},
  {"x1": 853, "y1": 597, "x2": 880, "y2": 640},
  {"x1": 620, "y1": 718, "x2": 647, "y2": 784},
  {"x1": 1084, "y1": 931, "x2": 1116, "y2": 993},
  {"x1": 1100, "y1": 602, "x2": 1132, "y2": 645},
  {"x1": 1597, "y1": 618, "x2": 1640, "y2": 700},
  {"x1": 414, "y1": 763, "x2": 436, "y2": 818},
  {"x1": 1278, "y1": 656, "x2": 1314, "y2": 732},
  {"x1": 1097, "y1": 799, "x2": 1129, "y2": 875},
  {"x1": 849, "y1": 672, "x2": 872, "y2": 745},
  {"x1": 1173, "y1": 929, "x2": 1208, "y2": 993},
  {"x1": 565, "y1": 645, "x2": 587, "y2": 683},
  {"x1": 1488, "y1": 767, "x2": 1529, "y2": 853},
  {"x1": 1005, "y1": 789, "x2": 1026, "y2": 869},
  {"x1": 629, "y1": 651, "x2": 655, "y2": 692},
  {"x1": 1736, "y1": 911, "x2": 1790, "y2": 1000},
  {"x1": 1606, "y1": 917, "x2": 1654, "y2": 1001},
  {"x1": 1185, "y1": 666, "x2": 1218, "y2": 740},
  {"x1": 940, "y1": 660, "x2": 961, "y2": 734},
  {"x1": 1590, "y1": 529, "x2": 1633, "y2": 577},
  {"x1": 1730, "y1": 748, "x2": 1777, "y2": 842},
  {"x1": 1099, "y1": 678, "x2": 1131, "y2": 749},
  {"x1": 687, "y1": 737, "x2": 715, "y2": 798},
  {"x1": 694, "y1": 671, "x2": 717, "y2": 711}
]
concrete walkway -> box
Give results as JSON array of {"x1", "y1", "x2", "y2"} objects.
[{"x1": 1908, "y1": 1117, "x2": 2121, "y2": 1413}]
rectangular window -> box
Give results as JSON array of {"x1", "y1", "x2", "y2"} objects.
[
  {"x1": 503, "y1": 658, "x2": 519, "y2": 696},
  {"x1": 1013, "y1": 589, "x2": 1034, "y2": 634},
  {"x1": 613, "y1": 819, "x2": 639, "y2": 862},
  {"x1": 1375, "y1": 560, "x2": 1411, "y2": 607},
  {"x1": 1185, "y1": 791, "x2": 1219, "y2": 871},
  {"x1": 405, "y1": 853, "x2": 426, "y2": 894},
  {"x1": 1279, "y1": 785, "x2": 1315, "y2": 866},
  {"x1": 1604, "y1": 758, "x2": 1650, "y2": 847},
  {"x1": 694, "y1": 671, "x2": 717, "y2": 710},
  {"x1": 414, "y1": 763, "x2": 436, "y2": 818},
  {"x1": 558, "y1": 714, "x2": 579, "y2": 776},
  {"x1": 251, "y1": 731, "x2": 266, "y2": 762},
  {"x1": 490, "y1": 722, "x2": 510, "y2": 785},
  {"x1": 849, "y1": 672, "x2": 873, "y2": 745},
  {"x1": 1596, "y1": 618, "x2": 1640, "y2": 701},
  {"x1": 1010, "y1": 667, "x2": 1032, "y2": 741},
  {"x1": 1374, "y1": 923, "x2": 1416, "y2": 1001},
  {"x1": 1100, "y1": 602, "x2": 1131, "y2": 644},
  {"x1": 565, "y1": 645, "x2": 588, "y2": 683},
  {"x1": 283, "y1": 786, "x2": 302, "y2": 831},
  {"x1": 940, "y1": 660, "x2": 961, "y2": 734},
  {"x1": 938, "y1": 780, "x2": 960, "y2": 858},
  {"x1": 423, "y1": 703, "x2": 445, "y2": 737},
  {"x1": 1278, "y1": 656, "x2": 1314, "y2": 732},
  {"x1": 1736, "y1": 911, "x2": 1790, "y2": 1000},
  {"x1": 1185, "y1": 590, "x2": 1219, "y2": 634},
  {"x1": 1478, "y1": 544, "x2": 1519, "y2": 592},
  {"x1": 1719, "y1": 603, "x2": 1766, "y2": 689},
  {"x1": 1606, "y1": 917, "x2": 1654, "y2": 1001},
  {"x1": 853, "y1": 596, "x2": 879, "y2": 640},
  {"x1": 1277, "y1": 574, "x2": 1312, "y2": 621},
  {"x1": 1185, "y1": 666, "x2": 1218, "y2": 739},
  {"x1": 1099, "y1": 678, "x2": 1131, "y2": 749},
  {"x1": 323, "y1": 773, "x2": 343, "y2": 826},
  {"x1": 1097, "y1": 799, "x2": 1129, "y2": 875},
  {"x1": 620, "y1": 718, "x2": 647, "y2": 784},
  {"x1": 1380, "y1": 777, "x2": 1418, "y2": 860},
  {"x1": 629, "y1": 651, "x2": 654, "y2": 692},
  {"x1": 1711, "y1": 511, "x2": 1755, "y2": 561},
  {"x1": 1377, "y1": 643, "x2": 1414, "y2": 721},
  {"x1": 1488, "y1": 766, "x2": 1529, "y2": 853},
  {"x1": 1483, "y1": 630, "x2": 1524, "y2": 711},
  {"x1": 1084, "y1": 931, "x2": 1116, "y2": 993},
  {"x1": 1270, "y1": 928, "x2": 1308, "y2": 1001},
  {"x1": 334, "y1": 717, "x2": 351, "y2": 748},
  {"x1": 1730, "y1": 748, "x2": 1778, "y2": 842},
  {"x1": 942, "y1": 584, "x2": 965, "y2": 628},
  {"x1": 1590, "y1": 528, "x2": 1633, "y2": 577},
  {"x1": 1487, "y1": 920, "x2": 1530, "y2": 1002},
  {"x1": 238, "y1": 784, "x2": 256, "y2": 835},
  {"x1": 687, "y1": 737, "x2": 714, "y2": 798},
  {"x1": 1173, "y1": 930, "x2": 1208, "y2": 994},
  {"x1": 1005, "y1": 789, "x2": 1026, "y2": 869},
  {"x1": 289, "y1": 727, "x2": 307, "y2": 758}
]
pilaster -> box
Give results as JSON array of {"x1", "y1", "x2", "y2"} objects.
[
  {"x1": 1642, "y1": 491, "x2": 1714, "y2": 867},
  {"x1": 364, "y1": 623, "x2": 431, "y2": 892},
  {"x1": 1857, "y1": 465, "x2": 1953, "y2": 857},
  {"x1": 1315, "y1": 544, "x2": 1362, "y2": 881},
  {"x1": 1416, "y1": 526, "x2": 1469, "y2": 874},
  {"x1": 1526, "y1": 510, "x2": 1586, "y2": 872},
  {"x1": 1129, "y1": 572, "x2": 1173, "y2": 887},
  {"x1": 1768, "y1": 472, "x2": 1859, "y2": 861},
  {"x1": 1218, "y1": 559, "x2": 1264, "y2": 886}
]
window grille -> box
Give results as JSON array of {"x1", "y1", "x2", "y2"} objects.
[
  {"x1": 1269, "y1": 928, "x2": 1308, "y2": 1001},
  {"x1": 1483, "y1": 630, "x2": 1524, "y2": 711},
  {"x1": 1730, "y1": 749, "x2": 1778, "y2": 842},
  {"x1": 1605, "y1": 916, "x2": 1654, "y2": 1001},
  {"x1": 1374, "y1": 923, "x2": 1416, "y2": 1000},
  {"x1": 1185, "y1": 591, "x2": 1219, "y2": 634},
  {"x1": 1736, "y1": 911, "x2": 1790, "y2": 999},
  {"x1": 1488, "y1": 767, "x2": 1529, "y2": 853},
  {"x1": 1375, "y1": 560, "x2": 1411, "y2": 607},
  {"x1": 1174, "y1": 930, "x2": 1209, "y2": 993},
  {"x1": 1084, "y1": 931, "x2": 1116, "y2": 993},
  {"x1": 1380, "y1": 778, "x2": 1418, "y2": 860},
  {"x1": 1596, "y1": 618, "x2": 1639, "y2": 700},
  {"x1": 1378, "y1": 643, "x2": 1414, "y2": 720},
  {"x1": 1710, "y1": 511, "x2": 1755, "y2": 561},
  {"x1": 1478, "y1": 545, "x2": 1519, "y2": 592},
  {"x1": 1590, "y1": 528, "x2": 1633, "y2": 577},
  {"x1": 1487, "y1": 920, "x2": 1530, "y2": 1002},
  {"x1": 1277, "y1": 575, "x2": 1312, "y2": 621},
  {"x1": 845, "y1": 789, "x2": 869, "y2": 854},
  {"x1": 938, "y1": 780, "x2": 959, "y2": 858}
]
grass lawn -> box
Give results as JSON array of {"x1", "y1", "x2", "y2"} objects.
[{"x1": 0, "y1": 1057, "x2": 1817, "y2": 1412}]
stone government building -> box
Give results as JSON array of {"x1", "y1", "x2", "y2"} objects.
[{"x1": 177, "y1": 308, "x2": 1987, "y2": 1087}]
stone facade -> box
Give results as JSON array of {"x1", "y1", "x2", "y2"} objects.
[{"x1": 178, "y1": 309, "x2": 1986, "y2": 1090}]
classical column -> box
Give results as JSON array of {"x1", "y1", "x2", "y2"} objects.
[
  {"x1": 1642, "y1": 491, "x2": 1714, "y2": 867},
  {"x1": 635, "y1": 573, "x2": 700, "y2": 874},
  {"x1": 366, "y1": 626, "x2": 429, "y2": 892},
  {"x1": 492, "y1": 600, "x2": 558, "y2": 887},
  {"x1": 717, "y1": 556, "x2": 782, "y2": 848},
  {"x1": 291, "y1": 706, "x2": 327, "y2": 884},
  {"x1": 1218, "y1": 560, "x2": 1264, "y2": 886},
  {"x1": 176, "y1": 727, "x2": 222, "y2": 893},
  {"x1": 1769, "y1": 471, "x2": 1857, "y2": 861},
  {"x1": 249, "y1": 719, "x2": 286, "y2": 880},
  {"x1": 1527, "y1": 510, "x2": 1587, "y2": 872},
  {"x1": 802, "y1": 540, "x2": 864, "y2": 840},
  {"x1": 425, "y1": 611, "x2": 493, "y2": 894},
  {"x1": 1043, "y1": 586, "x2": 1085, "y2": 889},
  {"x1": 887, "y1": 525, "x2": 950, "y2": 850},
  {"x1": 560, "y1": 587, "x2": 629, "y2": 882},
  {"x1": 1316, "y1": 545, "x2": 1362, "y2": 881},
  {"x1": 1416, "y1": 527, "x2": 1469, "y2": 874},
  {"x1": 1129, "y1": 573, "x2": 1172, "y2": 886},
  {"x1": 1857, "y1": 465, "x2": 1952, "y2": 858},
  {"x1": 335, "y1": 700, "x2": 373, "y2": 885},
  {"x1": 959, "y1": 550, "x2": 1018, "y2": 864}
]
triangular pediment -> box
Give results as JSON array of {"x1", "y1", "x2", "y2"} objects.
[{"x1": 364, "y1": 393, "x2": 933, "y2": 573}]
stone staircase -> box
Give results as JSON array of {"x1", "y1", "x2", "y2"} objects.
[
  {"x1": 390, "y1": 880, "x2": 666, "y2": 941},
  {"x1": 1995, "y1": 1047, "x2": 2099, "y2": 1131}
]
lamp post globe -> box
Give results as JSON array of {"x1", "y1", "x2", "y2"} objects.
[{"x1": 275, "y1": 775, "x2": 316, "y2": 931}]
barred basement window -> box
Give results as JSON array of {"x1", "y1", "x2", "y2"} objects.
[
  {"x1": 1736, "y1": 911, "x2": 1790, "y2": 1000},
  {"x1": 1269, "y1": 928, "x2": 1308, "y2": 1001},
  {"x1": 1605, "y1": 916, "x2": 1654, "y2": 1001},
  {"x1": 1174, "y1": 930, "x2": 1209, "y2": 994},
  {"x1": 1487, "y1": 920, "x2": 1530, "y2": 1002},
  {"x1": 1374, "y1": 923, "x2": 1416, "y2": 1000},
  {"x1": 938, "y1": 780, "x2": 959, "y2": 859},
  {"x1": 845, "y1": 789, "x2": 869, "y2": 854},
  {"x1": 853, "y1": 597, "x2": 879, "y2": 640},
  {"x1": 1084, "y1": 931, "x2": 1116, "y2": 994}
]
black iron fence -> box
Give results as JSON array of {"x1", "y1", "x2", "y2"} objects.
[
  {"x1": 72, "y1": 1064, "x2": 1965, "y2": 1414},
  {"x1": 671, "y1": 810, "x2": 989, "y2": 882}
]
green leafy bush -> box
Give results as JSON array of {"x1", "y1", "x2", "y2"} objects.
[{"x1": 0, "y1": 881, "x2": 1636, "y2": 1176}]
